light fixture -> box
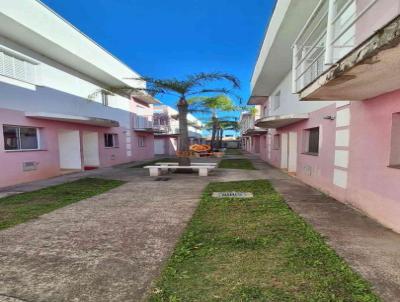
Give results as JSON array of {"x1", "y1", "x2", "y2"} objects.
[{"x1": 323, "y1": 115, "x2": 336, "y2": 120}]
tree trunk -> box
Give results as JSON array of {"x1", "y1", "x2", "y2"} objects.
[
  {"x1": 219, "y1": 128, "x2": 224, "y2": 148},
  {"x1": 211, "y1": 116, "x2": 218, "y2": 151},
  {"x1": 177, "y1": 97, "x2": 191, "y2": 166}
]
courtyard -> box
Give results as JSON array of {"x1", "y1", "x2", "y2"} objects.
[{"x1": 0, "y1": 152, "x2": 399, "y2": 301}]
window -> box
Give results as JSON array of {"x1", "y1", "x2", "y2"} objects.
[
  {"x1": 304, "y1": 127, "x2": 320, "y2": 155},
  {"x1": 101, "y1": 91, "x2": 109, "y2": 106},
  {"x1": 104, "y1": 133, "x2": 118, "y2": 148},
  {"x1": 0, "y1": 51, "x2": 36, "y2": 84},
  {"x1": 273, "y1": 134, "x2": 280, "y2": 150},
  {"x1": 138, "y1": 136, "x2": 145, "y2": 147},
  {"x1": 273, "y1": 91, "x2": 281, "y2": 110},
  {"x1": 3, "y1": 125, "x2": 39, "y2": 151}
]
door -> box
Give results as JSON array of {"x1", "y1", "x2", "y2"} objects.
[
  {"x1": 58, "y1": 130, "x2": 81, "y2": 170},
  {"x1": 82, "y1": 131, "x2": 100, "y2": 168},
  {"x1": 154, "y1": 138, "x2": 165, "y2": 154},
  {"x1": 288, "y1": 132, "x2": 297, "y2": 173},
  {"x1": 280, "y1": 133, "x2": 288, "y2": 169}
]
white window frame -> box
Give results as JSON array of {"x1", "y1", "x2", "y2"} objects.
[
  {"x1": 3, "y1": 125, "x2": 40, "y2": 151},
  {"x1": 138, "y1": 136, "x2": 145, "y2": 147},
  {"x1": 104, "y1": 133, "x2": 119, "y2": 148},
  {"x1": 303, "y1": 127, "x2": 320, "y2": 155}
]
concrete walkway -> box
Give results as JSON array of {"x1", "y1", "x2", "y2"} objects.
[
  {"x1": 1, "y1": 154, "x2": 400, "y2": 301},
  {"x1": 246, "y1": 153, "x2": 400, "y2": 302},
  {"x1": 0, "y1": 159, "x2": 263, "y2": 302}
]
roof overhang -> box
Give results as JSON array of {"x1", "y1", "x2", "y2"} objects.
[
  {"x1": 247, "y1": 96, "x2": 268, "y2": 105},
  {"x1": 251, "y1": 0, "x2": 320, "y2": 96},
  {"x1": 25, "y1": 112, "x2": 119, "y2": 127},
  {"x1": 300, "y1": 16, "x2": 400, "y2": 101},
  {"x1": 255, "y1": 113, "x2": 309, "y2": 129},
  {"x1": 243, "y1": 128, "x2": 268, "y2": 136},
  {"x1": 132, "y1": 94, "x2": 161, "y2": 105}
]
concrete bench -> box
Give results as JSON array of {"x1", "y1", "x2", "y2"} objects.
[
  {"x1": 155, "y1": 162, "x2": 217, "y2": 166},
  {"x1": 144, "y1": 165, "x2": 216, "y2": 177}
]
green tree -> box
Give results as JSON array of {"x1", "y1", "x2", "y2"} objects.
[
  {"x1": 107, "y1": 73, "x2": 240, "y2": 165},
  {"x1": 189, "y1": 95, "x2": 237, "y2": 150}
]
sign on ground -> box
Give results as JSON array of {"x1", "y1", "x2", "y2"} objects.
[{"x1": 212, "y1": 192, "x2": 253, "y2": 198}]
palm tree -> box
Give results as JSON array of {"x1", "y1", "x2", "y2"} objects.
[
  {"x1": 216, "y1": 119, "x2": 240, "y2": 148},
  {"x1": 108, "y1": 73, "x2": 240, "y2": 165},
  {"x1": 188, "y1": 95, "x2": 236, "y2": 151}
]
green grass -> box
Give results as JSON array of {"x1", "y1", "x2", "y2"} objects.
[
  {"x1": 225, "y1": 149, "x2": 242, "y2": 155},
  {"x1": 218, "y1": 159, "x2": 256, "y2": 170},
  {"x1": 0, "y1": 178, "x2": 124, "y2": 230},
  {"x1": 149, "y1": 180, "x2": 380, "y2": 302},
  {"x1": 132, "y1": 158, "x2": 178, "y2": 168}
]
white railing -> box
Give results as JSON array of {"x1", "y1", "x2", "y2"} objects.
[
  {"x1": 293, "y1": 0, "x2": 378, "y2": 93},
  {"x1": 133, "y1": 115, "x2": 153, "y2": 129}
]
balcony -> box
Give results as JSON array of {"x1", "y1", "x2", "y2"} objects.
[
  {"x1": 133, "y1": 114, "x2": 181, "y2": 135},
  {"x1": 133, "y1": 115, "x2": 157, "y2": 132},
  {"x1": 293, "y1": 0, "x2": 400, "y2": 100}
]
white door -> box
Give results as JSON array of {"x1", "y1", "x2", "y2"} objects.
[
  {"x1": 58, "y1": 130, "x2": 81, "y2": 170},
  {"x1": 288, "y1": 132, "x2": 297, "y2": 173},
  {"x1": 154, "y1": 139, "x2": 165, "y2": 154},
  {"x1": 83, "y1": 131, "x2": 100, "y2": 167},
  {"x1": 280, "y1": 133, "x2": 288, "y2": 169}
]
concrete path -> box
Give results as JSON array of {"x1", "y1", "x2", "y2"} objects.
[
  {"x1": 0, "y1": 159, "x2": 264, "y2": 302},
  {"x1": 246, "y1": 153, "x2": 400, "y2": 302}
]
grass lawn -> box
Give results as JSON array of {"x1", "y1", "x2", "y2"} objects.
[
  {"x1": 149, "y1": 180, "x2": 379, "y2": 302},
  {"x1": 225, "y1": 149, "x2": 242, "y2": 155},
  {"x1": 132, "y1": 157, "x2": 178, "y2": 168},
  {"x1": 218, "y1": 159, "x2": 256, "y2": 170},
  {"x1": 0, "y1": 178, "x2": 124, "y2": 230}
]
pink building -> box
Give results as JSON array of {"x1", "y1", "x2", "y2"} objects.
[
  {"x1": 0, "y1": 2, "x2": 159, "y2": 189},
  {"x1": 244, "y1": 0, "x2": 400, "y2": 232}
]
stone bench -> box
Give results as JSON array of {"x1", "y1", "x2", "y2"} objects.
[
  {"x1": 155, "y1": 162, "x2": 217, "y2": 167},
  {"x1": 144, "y1": 165, "x2": 216, "y2": 177}
]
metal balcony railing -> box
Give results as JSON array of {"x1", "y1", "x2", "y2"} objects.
[
  {"x1": 133, "y1": 115, "x2": 154, "y2": 130},
  {"x1": 293, "y1": 0, "x2": 379, "y2": 93}
]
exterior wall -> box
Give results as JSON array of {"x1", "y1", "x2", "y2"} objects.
[
  {"x1": 0, "y1": 108, "x2": 129, "y2": 188},
  {"x1": 260, "y1": 94, "x2": 400, "y2": 233},
  {"x1": 0, "y1": 35, "x2": 131, "y2": 113},
  {"x1": 355, "y1": 0, "x2": 400, "y2": 45},
  {"x1": 0, "y1": 31, "x2": 155, "y2": 188},
  {"x1": 346, "y1": 90, "x2": 400, "y2": 232},
  {"x1": 267, "y1": 71, "x2": 334, "y2": 118}
]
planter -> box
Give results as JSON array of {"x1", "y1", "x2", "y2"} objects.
[{"x1": 214, "y1": 152, "x2": 224, "y2": 158}]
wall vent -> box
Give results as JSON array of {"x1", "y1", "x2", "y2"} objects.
[{"x1": 23, "y1": 161, "x2": 38, "y2": 171}]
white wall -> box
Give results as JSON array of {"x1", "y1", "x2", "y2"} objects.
[
  {"x1": 0, "y1": 35, "x2": 131, "y2": 114},
  {"x1": 268, "y1": 71, "x2": 335, "y2": 117}
]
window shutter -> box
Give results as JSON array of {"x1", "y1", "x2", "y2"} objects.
[{"x1": 0, "y1": 50, "x2": 36, "y2": 84}]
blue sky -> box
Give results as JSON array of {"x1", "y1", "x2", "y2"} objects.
[{"x1": 41, "y1": 0, "x2": 275, "y2": 134}]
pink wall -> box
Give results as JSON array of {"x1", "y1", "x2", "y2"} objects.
[
  {"x1": 347, "y1": 90, "x2": 400, "y2": 232},
  {"x1": 355, "y1": 0, "x2": 400, "y2": 45},
  {"x1": 0, "y1": 107, "x2": 155, "y2": 188},
  {"x1": 257, "y1": 92, "x2": 400, "y2": 232}
]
